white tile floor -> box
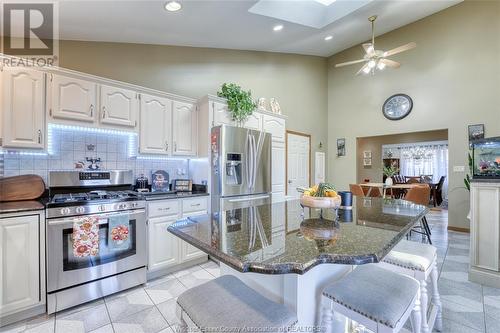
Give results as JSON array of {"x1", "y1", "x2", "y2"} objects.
[{"x1": 1, "y1": 210, "x2": 499, "y2": 333}]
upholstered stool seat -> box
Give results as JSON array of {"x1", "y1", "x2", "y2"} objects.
[
  {"x1": 322, "y1": 264, "x2": 422, "y2": 333},
  {"x1": 176, "y1": 275, "x2": 297, "y2": 332},
  {"x1": 380, "y1": 240, "x2": 442, "y2": 333},
  {"x1": 383, "y1": 240, "x2": 436, "y2": 272}
]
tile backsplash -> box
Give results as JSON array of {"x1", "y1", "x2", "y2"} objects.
[{"x1": 0, "y1": 126, "x2": 189, "y2": 187}]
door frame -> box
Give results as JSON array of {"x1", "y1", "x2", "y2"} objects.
[{"x1": 285, "y1": 130, "x2": 312, "y2": 195}]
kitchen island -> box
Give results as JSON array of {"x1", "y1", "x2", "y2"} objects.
[{"x1": 168, "y1": 197, "x2": 428, "y2": 329}]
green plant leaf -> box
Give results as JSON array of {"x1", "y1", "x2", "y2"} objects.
[{"x1": 217, "y1": 83, "x2": 256, "y2": 124}]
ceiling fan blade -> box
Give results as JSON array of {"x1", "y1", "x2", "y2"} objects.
[
  {"x1": 362, "y1": 43, "x2": 373, "y2": 54},
  {"x1": 380, "y1": 58, "x2": 401, "y2": 68},
  {"x1": 335, "y1": 59, "x2": 366, "y2": 68},
  {"x1": 383, "y1": 42, "x2": 416, "y2": 57},
  {"x1": 356, "y1": 63, "x2": 370, "y2": 76}
]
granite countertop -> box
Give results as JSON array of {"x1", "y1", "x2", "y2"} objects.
[
  {"x1": 0, "y1": 199, "x2": 47, "y2": 215},
  {"x1": 168, "y1": 197, "x2": 428, "y2": 275}
]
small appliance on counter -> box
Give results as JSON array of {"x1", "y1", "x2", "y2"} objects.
[
  {"x1": 173, "y1": 179, "x2": 193, "y2": 192},
  {"x1": 135, "y1": 174, "x2": 149, "y2": 192},
  {"x1": 151, "y1": 170, "x2": 170, "y2": 192}
]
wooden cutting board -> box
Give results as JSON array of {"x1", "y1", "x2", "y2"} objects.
[{"x1": 0, "y1": 175, "x2": 46, "y2": 202}]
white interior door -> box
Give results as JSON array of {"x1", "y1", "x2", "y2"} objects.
[{"x1": 286, "y1": 133, "x2": 310, "y2": 199}]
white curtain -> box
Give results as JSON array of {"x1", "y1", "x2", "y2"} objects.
[{"x1": 399, "y1": 145, "x2": 449, "y2": 198}]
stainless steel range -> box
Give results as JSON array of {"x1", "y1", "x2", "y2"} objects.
[{"x1": 46, "y1": 170, "x2": 146, "y2": 314}]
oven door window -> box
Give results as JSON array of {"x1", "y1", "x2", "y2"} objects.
[{"x1": 62, "y1": 219, "x2": 137, "y2": 271}]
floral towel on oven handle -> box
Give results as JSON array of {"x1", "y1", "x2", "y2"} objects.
[
  {"x1": 73, "y1": 216, "x2": 100, "y2": 257},
  {"x1": 108, "y1": 214, "x2": 130, "y2": 251}
]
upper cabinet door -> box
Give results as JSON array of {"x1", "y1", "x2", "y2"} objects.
[
  {"x1": 172, "y1": 101, "x2": 197, "y2": 156},
  {"x1": 2, "y1": 68, "x2": 45, "y2": 149},
  {"x1": 244, "y1": 113, "x2": 262, "y2": 131},
  {"x1": 100, "y1": 85, "x2": 139, "y2": 128},
  {"x1": 140, "y1": 94, "x2": 172, "y2": 155},
  {"x1": 262, "y1": 114, "x2": 286, "y2": 143},
  {"x1": 212, "y1": 101, "x2": 234, "y2": 127},
  {"x1": 50, "y1": 74, "x2": 97, "y2": 122}
]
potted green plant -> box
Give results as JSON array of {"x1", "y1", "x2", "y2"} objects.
[
  {"x1": 383, "y1": 165, "x2": 399, "y2": 186},
  {"x1": 464, "y1": 152, "x2": 473, "y2": 220},
  {"x1": 217, "y1": 83, "x2": 257, "y2": 126}
]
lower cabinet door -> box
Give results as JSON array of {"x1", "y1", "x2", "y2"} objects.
[
  {"x1": 148, "y1": 215, "x2": 180, "y2": 272},
  {"x1": 0, "y1": 215, "x2": 40, "y2": 315},
  {"x1": 180, "y1": 211, "x2": 208, "y2": 262}
]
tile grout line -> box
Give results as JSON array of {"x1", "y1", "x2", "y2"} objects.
[{"x1": 102, "y1": 297, "x2": 116, "y2": 333}]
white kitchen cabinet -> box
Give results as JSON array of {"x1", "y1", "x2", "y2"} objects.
[
  {"x1": 0, "y1": 212, "x2": 45, "y2": 320},
  {"x1": 172, "y1": 101, "x2": 197, "y2": 156},
  {"x1": 244, "y1": 113, "x2": 262, "y2": 131},
  {"x1": 180, "y1": 210, "x2": 208, "y2": 262},
  {"x1": 100, "y1": 85, "x2": 139, "y2": 128},
  {"x1": 146, "y1": 197, "x2": 208, "y2": 277},
  {"x1": 263, "y1": 114, "x2": 286, "y2": 143},
  {"x1": 1, "y1": 68, "x2": 45, "y2": 149},
  {"x1": 271, "y1": 142, "x2": 286, "y2": 203},
  {"x1": 148, "y1": 215, "x2": 181, "y2": 272},
  {"x1": 212, "y1": 101, "x2": 235, "y2": 126},
  {"x1": 139, "y1": 94, "x2": 172, "y2": 155},
  {"x1": 50, "y1": 74, "x2": 97, "y2": 123}
]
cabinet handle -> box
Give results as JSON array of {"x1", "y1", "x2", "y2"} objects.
[
  {"x1": 37, "y1": 130, "x2": 42, "y2": 144},
  {"x1": 191, "y1": 203, "x2": 201, "y2": 207},
  {"x1": 90, "y1": 104, "x2": 94, "y2": 117},
  {"x1": 165, "y1": 141, "x2": 169, "y2": 151},
  {"x1": 102, "y1": 106, "x2": 106, "y2": 119},
  {"x1": 174, "y1": 141, "x2": 177, "y2": 152}
]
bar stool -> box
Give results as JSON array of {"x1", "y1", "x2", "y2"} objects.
[
  {"x1": 405, "y1": 185, "x2": 432, "y2": 244},
  {"x1": 176, "y1": 275, "x2": 297, "y2": 332},
  {"x1": 380, "y1": 240, "x2": 442, "y2": 333},
  {"x1": 322, "y1": 264, "x2": 422, "y2": 333}
]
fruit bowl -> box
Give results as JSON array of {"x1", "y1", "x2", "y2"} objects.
[{"x1": 300, "y1": 195, "x2": 342, "y2": 209}]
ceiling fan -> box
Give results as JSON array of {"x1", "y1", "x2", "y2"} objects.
[{"x1": 335, "y1": 15, "x2": 416, "y2": 75}]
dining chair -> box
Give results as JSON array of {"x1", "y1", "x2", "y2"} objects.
[
  {"x1": 367, "y1": 186, "x2": 382, "y2": 198},
  {"x1": 430, "y1": 176, "x2": 446, "y2": 207},
  {"x1": 406, "y1": 176, "x2": 421, "y2": 184},
  {"x1": 349, "y1": 184, "x2": 365, "y2": 197},
  {"x1": 405, "y1": 185, "x2": 432, "y2": 244}
]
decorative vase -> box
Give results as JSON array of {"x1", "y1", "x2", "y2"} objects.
[{"x1": 385, "y1": 177, "x2": 393, "y2": 186}]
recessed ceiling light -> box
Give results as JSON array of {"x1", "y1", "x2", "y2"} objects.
[
  {"x1": 324, "y1": 35, "x2": 333, "y2": 41},
  {"x1": 165, "y1": 1, "x2": 182, "y2": 12},
  {"x1": 273, "y1": 24, "x2": 284, "y2": 31}
]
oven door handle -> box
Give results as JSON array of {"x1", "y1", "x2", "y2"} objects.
[{"x1": 48, "y1": 209, "x2": 146, "y2": 226}]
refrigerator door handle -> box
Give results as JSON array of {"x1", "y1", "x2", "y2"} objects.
[{"x1": 227, "y1": 194, "x2": 270, "y2": 203}]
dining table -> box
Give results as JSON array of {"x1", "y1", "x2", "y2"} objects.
[
  {"x1": 167, "y1": 197, "x2": 428, "y2": 331},
  {"x1": 360, "y1": 182, "x2": 421, "y2": 198}
]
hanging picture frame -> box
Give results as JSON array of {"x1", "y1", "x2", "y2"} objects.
[
  {"x1": 468, "y1": 124, "x2": 484, "y2": 146},
  {"x1": 337, "y1": 138, "x2": 346, "y2": 156}
]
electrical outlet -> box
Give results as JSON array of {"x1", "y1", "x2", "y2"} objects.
[{"x1": 453, "y1": 165, "x2": 465, "y2": 172}]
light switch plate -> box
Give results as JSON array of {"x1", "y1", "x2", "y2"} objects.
[{"x1": 453, "y1": 165, "x2": 465, "y2": 172}]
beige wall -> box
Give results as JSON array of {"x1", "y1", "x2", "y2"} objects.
[
  {"x1": 327, "y1": 0, "x2": 500, "y2": 229},
  {"x1": 58, "y1": 41, "x2": 328, "y2": 184},
  {"x1": 357, "y1": 129, "x2": 448, "y2": 183}
]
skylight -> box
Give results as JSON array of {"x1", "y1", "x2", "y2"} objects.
[{"x1": 314, "y1": 0, "x2": 337, "y2": 6}]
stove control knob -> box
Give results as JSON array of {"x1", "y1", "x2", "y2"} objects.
[
  {"x1": 98, "y1": 205, "x2": 106, "y2": 212},
  {"x1": 60, "y1": 207, "x2": 71, "y2": 215},
  {"x1": 75, "y1": 207, "x2": 85, "y2": 214}
]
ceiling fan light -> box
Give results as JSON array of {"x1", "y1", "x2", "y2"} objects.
[
  {"x1": 368, "y1": 60, "x2": 376, "y2": 68},
  {"x1": 377, "y1": 61, "x2": 386, "y2": 70},
  {"x1": 362, "y1": 66, "x2": 371, "y2": 74}
]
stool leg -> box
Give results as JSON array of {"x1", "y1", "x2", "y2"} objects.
[
  {"x1": 431, "y1": 260, "x2": 443, "y2": 331},
  {"x1": 420, "y1": 279, "x2": 430, "y2": 333},
  {"x1": 410, "y1": 289, "x2": 422, "y2": 333},
  {"x1": 321, "y1": 300, "x2": 335, "y2": 333}
]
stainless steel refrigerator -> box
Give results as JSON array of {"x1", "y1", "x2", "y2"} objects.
[{"x1": 211, "y1": 125, "x2": 272, "y2": 211}]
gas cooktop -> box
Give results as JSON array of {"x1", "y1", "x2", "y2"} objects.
[{"x1": 50, "y1": 190, "x2": 140, "y2": 205}]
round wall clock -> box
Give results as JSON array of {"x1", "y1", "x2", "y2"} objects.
[{"x1": 382, "y1": 94, "x2": 413, "y2": 120}]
